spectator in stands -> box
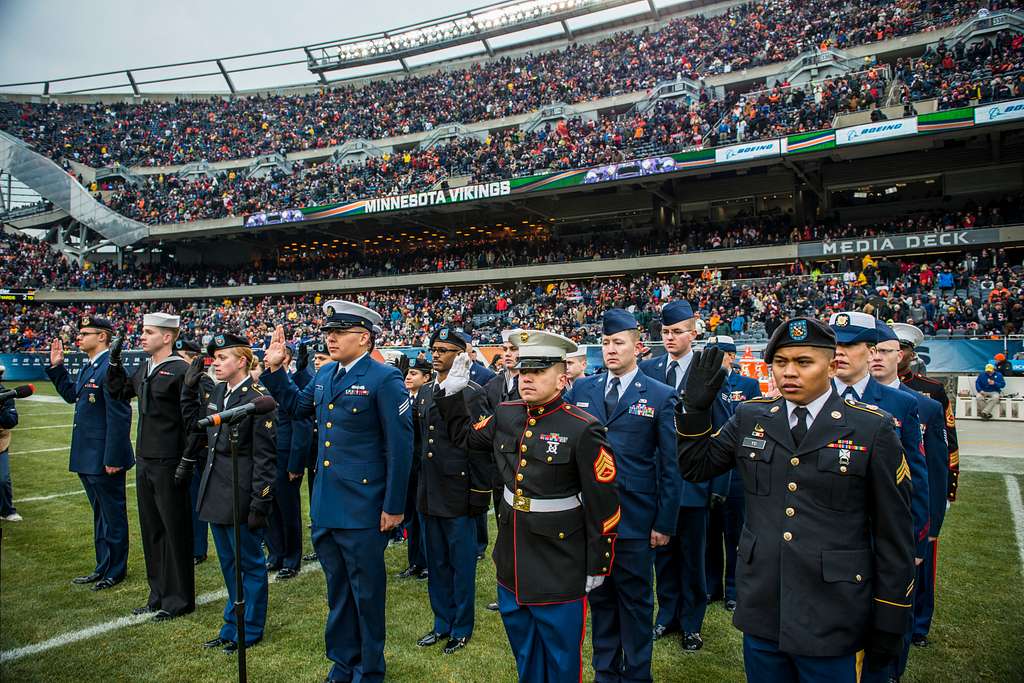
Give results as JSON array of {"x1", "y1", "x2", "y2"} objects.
[
  {"x1": 994, "y1": 352, "x2": 1014, "y2": 377},
  {"x1": 975, "y1": 362, "x2": 1006, "y2": 419}
]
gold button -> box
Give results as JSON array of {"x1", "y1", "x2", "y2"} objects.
[
  {"x1": 328, "y1": 403, "x2": 334, "y2": 410},
  {"x1": 325, "y1": 441, "x2": 331, "y2": 447},
  {"x1": 326, "y1": 422, "x2": 332, "y2": 428},
  {"x1": 602, "y1": 566, "x2": 607, "y2": 572},
  {"x1": 529, "y1": 418, "x2": 537, "y2": 426},
  {"x1": 461, "y1": 471, "x2": 465, "y2": 476},
  {"x1": 516, "y1": 473, "x2": 524, "y2": 481},
  {"x1": 547, "y1": 456, "x2": 553, "y2": 463},
  {"x1": 525, "y1": 430, "x2": 533, "y2": 438},
  {"x1": 427, "y1": 452, "x2": 433, "y2": 458},
  {"x1": 840, "y1": 465, "x2": 848, "y2": 473},
  {"x1": 520, "y1": 445, "x2": 528, "y2": 453},
  {"x1": 855, "y1": 574, "x2": 863, "y2": 582},
  {"x1": 323, "y1": 460, "x2": 331, "y2": 467},
  {"x1": 606, "y1": 538, "x2": 612, "y2": 543},
  {"x1": 520, "y1": 459, "x2": 527, "y2": 467},
  {"x1": 788, "y1": 482, "x2": 797, "y2": 492},
  {"x1": 558, "y1": 532, "x2": 565, "y2": 539},
  {"x1": 785, "y1": 507, "x2": 795, "y2": 517},
  {"x1": 362, "y1": 478, "x2": 368, "y2": 484},
  {"x1": 783, "y1": 532, "x2": 793, "y2": 542},
  {"x1": 352, "y1": 408, "x2": 358, "y2": 413},
  {"x1": 537, "y1": 408, "x2": 544, "y2": 414},
  {"x1": 604, "y1": 552, "x2": 610, "y2": 558},
  {"x1": 516, "y1": 488, "x2": 523, "y2": 495},
  {"x1": 429, "y1": 425, "x2": 435, "y2": 431},
  {"x1": 428, "y1": 439, "x2": 434, "y2": 444},
  {"x1": 790, "y1": 457, "x2": 799, "y2": 466}
]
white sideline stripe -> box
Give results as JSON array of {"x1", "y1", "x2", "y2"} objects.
[
  {"x1": 14, "y1": 423, "x2": 73, "y2": 431},
  {"x1": 22, "y1": 396, "x2": 67, "y2": 404},
  {"x1": 0, "y1": 560, "x2": 325, "y2": 663},
  {"x1": 14, "y1": 483, "x2": 136, "y2": 504},
  {"x1": 11, "y1": 446, "x2": 68, "y2": 455},
  {"x1": 1005, "y1": 475, "x2": 1024, "y2": 581}
]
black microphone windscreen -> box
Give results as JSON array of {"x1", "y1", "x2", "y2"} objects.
[
  {"x1": 251, "y1": 395, "x2": 277, "y2": 414},
  {"x1": 15, "y1": 385, "x2": 35, "y2": 398}
]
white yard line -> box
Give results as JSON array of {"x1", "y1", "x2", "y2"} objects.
[
  {"x1": 14, "y1": 483, "x2": 136, "y2": 504},
  {"x1": 13, "y1": 423, "x2": 73, "y2": 431},
  {"x1": 10, "y1": 446, "x2": 68, "y2": 455},
  {"x1": 1005, "y1": 475, "x2": 1024, "y2": 581},
  {"x1": 0, "y1": 560, "x2": 325, "y2": 663}
]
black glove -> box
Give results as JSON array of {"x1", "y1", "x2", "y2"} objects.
[
  {"x1": 183, "y1": 356, "x2": 206, "y2": 389},
  {"x1": 296, "y1": 342, "x2": 309, "y2": 372},
  {"x1": 710, "y1": 493, "x2": 726, "y2": 509},
  {"x1": 247, "y1": 509, "x2": 268, "y2": 530},
  {"x1": 682, "y1": 348, "x2": 727, "y2": 413},
  {"x1": 174, "y1": 458, "x2": 195, "y2": 487},
  {"x1": 864, "y1": 629, "x2": 903, "y2": 672},
  {"x1": 109, "y1": 335, "x2": 124, "y2": 366}
]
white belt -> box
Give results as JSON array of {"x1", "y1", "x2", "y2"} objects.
[{"x1": 503, "y1": 486, "x2": 581, "y2": 513}]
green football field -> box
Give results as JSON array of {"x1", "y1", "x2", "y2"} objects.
[{"x1": 1, "y1": 384, "x2": 1022, "y2": 682}]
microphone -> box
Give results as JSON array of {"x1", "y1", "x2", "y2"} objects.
[
  {"x1": 198, "y1": 395, "x2": 277, "y2": 429},
  {"x1": 0, "y1": 384, "x2": 35, "y2": 401}
]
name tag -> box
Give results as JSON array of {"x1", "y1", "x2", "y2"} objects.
[
  {"x1": 575, "y1": 402, "x2": 590, "y2": 408},
  {"x1": 741, "y1": 437, "x2": 766, "y2": 450}
]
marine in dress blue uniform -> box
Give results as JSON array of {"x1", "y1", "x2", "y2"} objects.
[
  {"x1": 0, "y1": 365, "x2": 18, "y2": 521},
  {"x1": 703, "y1": 336, "x2": 762, "y2": 612},
  {"x1": 265, "y1": 343, "x2": 313, "y2": 579},
  {"x1": 638, "y1": 300, "x2": 711, "y2": 650},
  {"x1": 434, "y1": 331, "x2": 620, "y2": 683},
  {"x1": 564, "y1": 309, "x2": 679, "y2": 683},
  {"x1": 260, "y1": 301, "x2": 413, "y2": 683},
  {"x1": 677, "y1": 318, "x2": 915, "y2": 683},
  {"x1": 46, "y1": 315, "x2": 135, "y2": 589},
  {"x1": 415, "y1": 328, "x2": 491, "y2": 654},
  {"x1": 181, "y1": 333, "x2": 278, "y2": 652}
]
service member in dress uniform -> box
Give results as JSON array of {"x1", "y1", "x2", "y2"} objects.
[
  {"x1": 261, "y1": 300, "x2": 413, "y2": 683},
  {"x1": 639, "y1": 300, "x2": 712, "y2": 650},
  {"x1": 181, "y1": 333, "x2": 277, "y2": 652},
  {"x1": 564, "y1": 347, "x2": 588, "y2": 389},
  {"x1": 465, "y1": 336, "x2": 497, "y2": 387},
  {"x1": 564, "y1": 309, "x2": 678, "y2": 683},
  {"x1": 434, "y1": 331, "x2": 621, "y2": 683},
  {"x1": 106, "y1": 312, "x2": 195, "y2": 621},
  {"x1": 399, "y1": 357, "x2": 432, "y2": 580},
  {"x1": 870, "y1": 321, "x2": 948, "y2": 680},
  {"x1": 294, "y1": 340, "x2": 332, "y2": 564},
  {"x1": 173, "y1": 337, "x2": 215, "y2": 565},
  {"x1": 265, "y1": 343, "x2": 312, "y2": 580},
  {"x1": 0, "y1": 364, "x2": 19, "y2": 522},
  {"x1": 46, "y1": 315, "x2": 135, "y2": 590},
  {"x1": 891, "y1": 323, "x2": 954, "y2": 650},
  {"x1": 676, "y1": 317, "x2": 915, "y2": 682},
  {"x1": 893, "y1": 323, "x2": 959, "y2": 503},
  {"x1": 415, "y1": 328, "x2": 491, "y2": 654},
  {"x1": 829, "y1": 312, "x2": 928, "y2": 570},
  {"x1": 703, "y1": 335, "x2": 762, "y2": 613}
]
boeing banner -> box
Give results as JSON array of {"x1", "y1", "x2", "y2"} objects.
[{"x1": 835, "y1": 117, "x2": 919, "y2": 146}]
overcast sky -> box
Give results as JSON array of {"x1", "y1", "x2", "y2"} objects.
[{"x1": 0, "y1": 0, "x2": 654, "y2": 95}]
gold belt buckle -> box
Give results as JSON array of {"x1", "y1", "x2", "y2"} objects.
[{"x1": 512, "y1": 494, "x2": 531, "y2": 512}]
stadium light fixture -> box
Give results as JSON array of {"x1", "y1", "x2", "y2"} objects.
[{"x1": 305, "y1": 0, "x2": 637, "y2": 74}]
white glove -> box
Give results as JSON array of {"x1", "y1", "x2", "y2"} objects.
[
  {"x1": 439, "y1": 352, "x2": 472, "y2": 396},
  {"x1": 585, "y1": 575, "x2": 605, "y2": 593}
]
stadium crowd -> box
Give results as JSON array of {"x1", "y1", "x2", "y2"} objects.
[
  {"x1": 0, "y1": 0, "x2": 996, "y2": 169},
  {"x1": 3, "y1": 244, "x2": 1021, "y2": 354},
  {"x1": 3, "y1": 197, "x2": 1020, "y2": 291}
]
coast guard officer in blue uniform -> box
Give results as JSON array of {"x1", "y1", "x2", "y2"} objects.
[
  {"x1": 261, "y1": 300, "x2": 413, "y2": 683},
  {"x1": 638, "y1": 300, "x2": 712, "y2": 651},
  {"x1": 703, "y1": 335, "x2": 761, "y2": 612},
  {"x1": 564, "y1": 309, "x2": 678, "y2": 683},
  {"x1": 47, "y1": 315, "x2": 134, "y2": 590}
]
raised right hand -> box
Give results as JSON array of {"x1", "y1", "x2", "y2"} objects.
[
  {"x1": 682, "y1": 348, "x2": 727, "y2": 413},
  {"x1": 109, "y1": 335, "x2": 124, "y2": 366},
  {"x1": 439, "y1": 352, "x2": 472, "y2": 396},
  {"x1": 263, "y1": 325, "x2": 288, "y2": 371},
  {"x1": 49, "y1": 338, "x2": 64, "y2": 367},
  {"x1": 183, "y1": 356, "x2": 206, "y2": 388}
]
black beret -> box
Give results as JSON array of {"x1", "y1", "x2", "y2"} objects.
[
  {"x1": 764, "y1": 317, "x2": 836, "y2": 362},
  {"x1": 78, "y1": 315, "x2": 113, "y2": 332},
  {"x1": 430, "y1": 327, "x2": 468, "y2": 351},
  {"x1": 174, "y1": 338, "x2": 202, "y2": 354},
  {"x1": 206, "y1": 332, "x2": 250, "y2": 357},
  {"x1": 410, "y1": 357, "x2": 433, "y2": 373}
]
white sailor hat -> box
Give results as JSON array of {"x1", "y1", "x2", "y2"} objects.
[
  {"x1": 514, "y1": 330, "x2": 578, "y2": 369},
  {"x1": 143, "y1": 312, "x2": 180, "y2": 328}
]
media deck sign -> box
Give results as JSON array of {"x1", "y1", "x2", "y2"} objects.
[{"x1": 797, "y1": 228, "x2": 1001, "y2": 257}]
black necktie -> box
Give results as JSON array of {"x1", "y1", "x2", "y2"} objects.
[
  {"x1": 332, "y1": 366, "x2": 347, "y2": 393},
  {"x1": 605, "y1": 377, "x2": 621, "y2": 417},
  {"x1": 791, "y1": 406, "x2": 809, "y2": 446},
  {"x1": 842, "y1": 385, "x2": 858, "y2": 402},
  {"x1": 666, "y1": 360, "x2": 679, "y2": 390}
]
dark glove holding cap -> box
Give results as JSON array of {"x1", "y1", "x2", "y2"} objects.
[
  {"x1": 864, "y1": 629, "x2": 903, "y2": 672},
  {"x1": 296, "y1": 342, "x2": 310, "y2": 372},
  {"x1": 682, "y1": 348, "x2": 727, "y2": 413},
  {"x1": 183, "y1": 356, "x2": 206, "y2": 389},
  {"x1": 174, "y1": 458, "x2": 195, "y2": 487},
  {"x1": 109, "y1": 336, "x2": 124, "y2": 366},
  {"x1": 247, "y1": 510, "x2": 268, "y2": 530}
]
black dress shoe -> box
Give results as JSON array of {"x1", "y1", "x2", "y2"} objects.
[
  {"x1": 151, "y1": 610, "x2": 176, "y2": 622},
  {"x1": 911, "y1": 634, "x2": 929, "y2": 648},
  {"x1": 266, "y1": 561, "x2": 281, "y2": 571},
  {"x1": 72, "y1": 572, "x2": 101, "y2": 585},
  {"x1": 417, "y1": 569, "x2": 429, "y2": 580},
  {"x1": 203, "y1": 637, "x2": 232, "y2": 649},
  {"x1": 652, "y1": 623, "x2": 678, "y2": 640},
  {"x1": 303, "y1": 552, "x2": 318, "y2": 562},
  {"x1": 132, "y1": 605, "x2": 157, "y2": 616},
  {"x1": 194, "y1": 555, "x2": 207, "y2": 565},
  {"x1": 476, "y1": 553, "x2": 484, "y2": 561},
  {"x1": 486, "y1": 601, "x2": 499, "y2": 612},
  {"x1": 443, "y1": 636, "x2": 470, "y2": 654},
  {"x1": 417, "y1": 631, "x2": 449, "y2": 647},
  {"x1": 682, "y1": 632, "x2": 704, "y2": 651},
  {"x1": 276, "y1": 568, "x2": 298, "y2": 580},
  {"x1": 398, "y1": 565, "x2": 423, "y2": 579},
  {"x1": 724, "y1": 599, "x2": 737, "y2": 612},
  {"x1": 91, "y1": 578, "x2": 120, "y2": 591},
  {"x1": 222, "y1": 640, "x2": 238, "y2": 654}
]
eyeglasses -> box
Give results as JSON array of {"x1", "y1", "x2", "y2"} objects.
[
  {"x1": 76, "y1": 331, "x2": 100, "y2": 337},
  {"x1": 429, "y1": 347, "x2": 460, "y2": 355},
  {"x1": 872, "y1": 348, "x2": 900, "y2": 356}
]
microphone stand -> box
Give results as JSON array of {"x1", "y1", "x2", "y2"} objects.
[{"x1": 228, "y1": 422, "x2": 248, "y2": 683}]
